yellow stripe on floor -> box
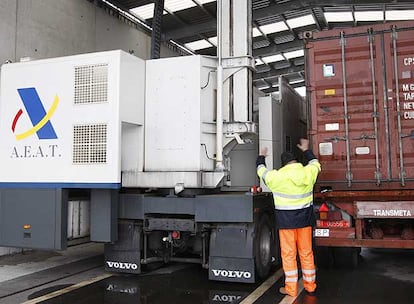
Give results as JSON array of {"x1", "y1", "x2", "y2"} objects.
[
  {"x1": 279, "y1": 279, "x2": 304, "y2": 304},
  {"x1": 240, "y1": 268, "x2": 284, "y2": 304}
]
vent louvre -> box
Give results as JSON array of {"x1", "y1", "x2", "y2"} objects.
[
  {"x1": 74, "y1": 64, "x2": 108, "y2": 104},
  {"x1": 73, "y1": 124, "x2": 107, "y2": 164}
]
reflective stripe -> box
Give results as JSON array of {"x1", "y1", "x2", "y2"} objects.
[
  {"x1": 285, "y1": 277, "x2": 298, "y2": 283},
  {"x1": 257, "y1": 165, "x2": 269, "y2": 180},
  {"x1": 303, "y1": 275, "x2": 316, "y2": 282},
  {"x1": 285, "y1": 270, "x2": 298, "y2": 276},
  {"x1": 273, "y1": 191, "x2": 312, "y2": 199},
  {"x1": 275, "y1": 201, "x2": 312, "y2": 210},
  {"x1": 262, "y1": 169, "x2": 270, "y2": 181},
  {"x1": 309, "y1": 159, "x2": 321, "y2": 172},
  {"x1": 302, "y1": 269, "x2": 316, "y2": 275}
]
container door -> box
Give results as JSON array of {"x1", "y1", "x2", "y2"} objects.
[
  {"x1": 384, "y1": 26, "x2": 414, "y2": 185},
  {"x1": 309, "y1": 31, "x2": 388, "y2": 186}
]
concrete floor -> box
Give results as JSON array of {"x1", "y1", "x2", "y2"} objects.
[
  {"x1": 0, "y1": 243, "x2": 104, "y2": 304},
  {"x1": 0, "y1": 246, "x2": 413, "y2": 304},
  {"x1": 0, "y1": 243, "x2": 103, "y2": 283}
]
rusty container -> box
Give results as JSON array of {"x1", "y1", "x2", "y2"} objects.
[{"x1": 306, "y1": 21, "x2": 414, "y2": 191}]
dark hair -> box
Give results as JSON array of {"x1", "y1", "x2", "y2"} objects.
[{"x1": 281, "y1": 151, "x2": 296, "y2": 166}]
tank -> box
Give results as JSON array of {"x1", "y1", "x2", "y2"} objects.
[{"x1": 305, "y1": 21, "x2": 414, "y2": 261}]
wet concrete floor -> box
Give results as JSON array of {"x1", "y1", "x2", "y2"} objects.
[{"x1": 32, "y1": 248, "x2": 414, "y2": 304}]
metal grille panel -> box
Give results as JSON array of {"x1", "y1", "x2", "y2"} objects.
[
  {"x1": 74, "y1": 64, "x2": 108, "y2": 104},
  {"x1": 73, "y1": 124, "x2": 107, "y2": 164}
]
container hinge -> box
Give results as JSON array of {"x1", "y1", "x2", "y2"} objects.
[
  {"x1": 340, "y1": 33, "x2": 346, "y2": 46},
  {"x1": 372, "y1": 111, "x2": 379, "y2": 118},
  {"x1": 325, "y1": 135, "x2": 346, "y2": 143},
  {"x1": 346, "y1": 171, "x2": 353, "y2": 186},
  {"x1": 392, "y1": 26, "x2": 398, "y2": 40},
  {"x1": 367, "y1": 33, "x2": 374, "y2": 43},
  {"x1": 352, "y1": 134, "x2": 376, "y2": 141}
]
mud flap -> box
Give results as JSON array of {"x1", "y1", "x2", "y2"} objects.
[
  {"x1": 209, "y1": 257, "x2": 255, "y2": 283},
  {"x1": 104, "y1": 221, "x2": 142, "y2": 274},
  {"x1": 209, "y1": 224, "x2": 255, "y2": 283}
]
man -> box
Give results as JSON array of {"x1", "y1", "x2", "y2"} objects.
[{"x1": 256, "y1": 138, "x2": 321, "y2": 297}]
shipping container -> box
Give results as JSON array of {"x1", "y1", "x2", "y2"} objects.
[{"x1": 305, "y1": 21, "x2": 414, "y2": 264}]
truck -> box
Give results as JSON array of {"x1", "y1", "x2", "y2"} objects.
[
  {"x1": 0, "y1": 1, "x2": 307, "y2": 283},
  {"x1": 305, "y1": 20, "x2": 414, "y2": 266}
]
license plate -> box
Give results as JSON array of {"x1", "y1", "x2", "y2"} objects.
[{"x1": 314, "y1": 228, "x2": 329, "y2": 237}]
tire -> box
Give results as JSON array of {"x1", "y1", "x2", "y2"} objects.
[{"x1": 254, "y1": 214, "x2": 273, "y2": 280}]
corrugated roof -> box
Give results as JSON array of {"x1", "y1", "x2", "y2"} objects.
[{"x1": 104, "y1": 0, "x2": 414, "y2": 95}]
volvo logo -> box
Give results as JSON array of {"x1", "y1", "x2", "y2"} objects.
[
  {"x1": 211, "y1": 269, "x2": 252, "y2": 279},
  {"x1": 212, "y1": 294, "x2": 242, "y2": 302},
  {"x1": 106, "y1": 261, "x2": 138, "y2": 270}
]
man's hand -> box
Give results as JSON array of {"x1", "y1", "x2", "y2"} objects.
[
  {"x1": 297, "y1": 138, "x2": 309, "y2": 152},
  {"x1": 260, "y1": 147, "x2": 268, "y2": 156}
]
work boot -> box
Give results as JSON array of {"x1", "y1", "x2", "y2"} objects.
[{"x1": 279, "y1": 287, "x2": 296, "y2": 297}]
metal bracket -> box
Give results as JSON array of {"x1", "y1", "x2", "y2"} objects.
[
  {"x1": 224, "y1": 121, "x2": 257, "y2": 135},
  {"x1": 325, "y1": 135, "x2": 346, "y2": 143},
  {"x1": 223, "y1": 122, "x2": 257, "y2": 144},
  {"x1": 221, "y1": 56, "x2": 255, "y2": 81},
  {"x1": 401, "y1": 130, "x2": 414, "y2": 139},
  {"x1": 352, "y1": 134, "x2": 376, "y2": 141},
  {"x1": 203, "y1": 122, "x2": 257, "y2": 135}
]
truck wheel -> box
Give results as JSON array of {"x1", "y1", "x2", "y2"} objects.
[{"x1": 254, "y1": 214, "x2": 273, "y2": 280}]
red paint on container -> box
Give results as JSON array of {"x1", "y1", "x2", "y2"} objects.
[{"x1": 306, "y1": 21, "x2": 414, "y2": 190}]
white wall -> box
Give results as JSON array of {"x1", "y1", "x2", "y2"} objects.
[{"x1": 0, "y1": 0, "x2": 179, "y2": 64}]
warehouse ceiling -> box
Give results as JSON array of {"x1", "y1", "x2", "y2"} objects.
[{"x1": 99, "y1": 0, "x2": 414, "y2": 95}]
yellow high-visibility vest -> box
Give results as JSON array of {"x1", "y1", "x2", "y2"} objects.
[{"x1": 257, "y1": 160, "x2": 321, "y2": 210}]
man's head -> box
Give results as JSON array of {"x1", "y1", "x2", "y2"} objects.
[{"x1": 281, "y1": 151, "x2": 296, "y2": 166}]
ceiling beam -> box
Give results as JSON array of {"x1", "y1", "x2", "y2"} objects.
[
  {"x1": 190, "y1": 39, "x2": 304, "y2": 57},
  {"x1": 254, "y1": 64, "x2": 304, "y2": 80},
  {"x1": 163, "y1": 20, "x2": 216, "y2": 41},
  {"x1": 258, "y1": 80, "x2": 306, "y2": 94},
  {"x1": 254, "y1": 0, "x2": 398, "y2": 20},
  {"x1": 162, "y1": 0, "x2": 398, "y2": 41},
  {"x1": 111, "y1": 0, "x2": 151, "y2": 10},
  {"x1": 253, "y1": 40, "x2": 303, "y2": 57}
]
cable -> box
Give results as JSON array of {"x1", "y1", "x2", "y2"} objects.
[
  {"x1": 201, "y1": 143, "x2": 215, "y2": 160},
  {"x1": 201, "y1": 70, "x2": 215, "y2": 89}
]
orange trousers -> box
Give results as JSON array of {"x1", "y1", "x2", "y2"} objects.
[{"x1": 279, "y1": 226, "x2": 316, "y2": 297}]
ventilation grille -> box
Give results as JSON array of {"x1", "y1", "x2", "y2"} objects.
[
  {"x1": 73, "y1": 124, "x2": 107, "y2": 164},
  {"x1": 74, "y1": 63, "x2": 108, "y2": 104}
]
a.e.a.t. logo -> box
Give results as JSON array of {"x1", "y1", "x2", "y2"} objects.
[{"x1": 10, "y1": 87, "x2": 60, "y2": 159}]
